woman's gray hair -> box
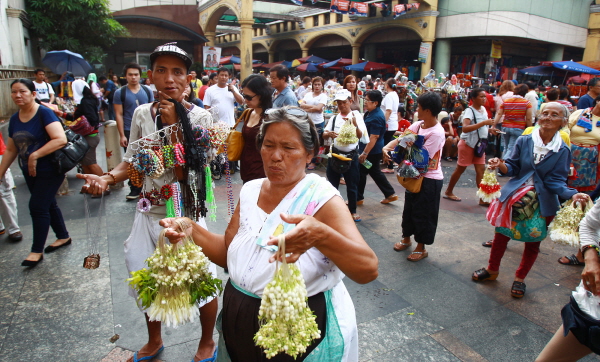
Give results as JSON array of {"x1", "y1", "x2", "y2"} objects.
[
  {"x1": 545, "y1": 101, "x2": 571, "y2": 121},
  {"x1": 256, "y1": 106, "x2": 320, "y2": 157}
]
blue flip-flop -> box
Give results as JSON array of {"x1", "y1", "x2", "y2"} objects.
[
  {"x1": 193, "y1": 346, "x2": 218, "y2": 362},
  {"x1": 133, "y1": 345, "x2": 164, "y2": 362}
]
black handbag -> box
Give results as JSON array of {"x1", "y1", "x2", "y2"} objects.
[
  {"x1": 330, "y1": 146, "x2": 357, "y2": 174},
  {"x1": 40, "y1": 109, "x2": 89, "y2": 174},
  {"x1": 469, "y1": 107, "x2": 488, "y2": 158}
]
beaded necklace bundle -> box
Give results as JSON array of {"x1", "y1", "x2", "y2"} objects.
[{"x1": 126, "y1": 101, "x2": 232, "y2": 222}]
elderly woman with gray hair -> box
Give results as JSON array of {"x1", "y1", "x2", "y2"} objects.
[
  {"x1": 476, "y1": 102, "x2": 589, "y2": 298},
  {"x1": 160, "y1": 106, "x2": 378, "y2": 361}
]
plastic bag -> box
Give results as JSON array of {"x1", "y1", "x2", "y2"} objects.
[
  {"x1": 336, "y1": 116, "x2": 358, "y2": 146},
  {"x1": 572, "y1": 280, "x2": 600, "y2": 320},
  {"x1": 396, "y1": 160, "x2": 420, "y2": 178}
]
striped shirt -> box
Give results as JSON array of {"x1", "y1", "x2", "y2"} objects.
[{"x1": 500, "y1": 95, "x2": 532, "y2": 129}]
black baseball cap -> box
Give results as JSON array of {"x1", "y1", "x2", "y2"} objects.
[{"x1": 150, "y1": 42, "x2": 192, "y2": 70}]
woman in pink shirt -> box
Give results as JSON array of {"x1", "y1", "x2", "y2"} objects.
[{"x1": 383, "y1": 92, "x2": 445, "y2": 262}]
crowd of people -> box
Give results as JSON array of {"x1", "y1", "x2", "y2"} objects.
[{"x1": 4, "y1": 43, "x2": 600, "y2": 361}]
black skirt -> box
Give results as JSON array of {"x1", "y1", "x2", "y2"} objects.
[
  {"x1": 221, "y1": 279, "x2": 327, "y2": 362},
  {"x1": 561, "y1": 296, "x2": 600, "y2": 355}
]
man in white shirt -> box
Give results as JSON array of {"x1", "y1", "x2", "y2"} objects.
[
  {"x1": 203, "y1": 67, "x2": 243, "y2": 126},
  {"x1": 525, "y1": 81, "x2": 539, "y2": 116},
  {"x1": 33, "y1": 69, "x2": 55, "y2": 103}
]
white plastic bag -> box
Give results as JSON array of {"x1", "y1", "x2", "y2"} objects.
[{"x1": 572, "y1": 280, "x2": 600, "y2": 320}]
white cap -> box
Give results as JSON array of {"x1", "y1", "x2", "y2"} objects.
[{"x1": 333, "y1": 89, "x2": 352, "y2": 101}]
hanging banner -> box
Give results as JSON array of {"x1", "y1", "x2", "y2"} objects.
[
  {"x1": 406, "y1": 3, "x2": 420, "y2": 11},
  {"x1": 393, "y1": 4, "x2": 406, "y2": 19},
  {"x1": 349, "y1": 2, "x2": 368, "y2": 17},
  {"x1": 371, "y1": 2, "x2": 387, "y2": 9},
  {"x1": 418, "y1": 42, "x2": 431, "y2": 63},
  {"x1": 331, "y1": 0, "x2": 350, "y2": 14},
  {"x1": 203, "y1": 46, "x2": 221, "y2": 71},
  {"x1": 491, "y1": 41, "x2": 502, "y2": 59},
  {"x1": 290, "y1": 0, "x2": 302, "y2": 5}
]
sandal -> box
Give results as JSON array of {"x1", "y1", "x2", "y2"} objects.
[
  {"x1": 352, "y1": 213, "x2": 361, "y2": 222},
  {"x1": 511, "y1": 281, "x2": 526, "y2": 298},
  {"x1": 407, "y1": 251, "x2": 428, "y2": 262},
  {"x1": 558, "y1": 254, "x2": 585, "y2": 266},
  {"x1": 393, "y1": 240, "x2": 412, "y2": 252},
  {"x1": 444, "y1": 156, "x2": 453, "y2": 162},
  {"x1": 443, "y1": 194, "x2": 461, "y2": 202},
  {"x1": 472, "y1": 268, "x2": 498, "y2": 281},
  {"x1": 482, "y1": 240, "x2": 493, "y2": 247}
]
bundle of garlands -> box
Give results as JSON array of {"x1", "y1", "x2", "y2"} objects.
[
  {"x1": 549, "y1": 200, "x2": 594, "y2": 247},
  {"x1": 476, "y1": 168, "x2": 501, "y2": 203},
  {"x1": 255, "y1": 235, "x2": 321, "y2": 359},
  {"x1": 128, "y1": 220, "x2": 222, "y2": 328},
  {"x1": 336, "y1": 116, "x2": 359, "y2": 146}
]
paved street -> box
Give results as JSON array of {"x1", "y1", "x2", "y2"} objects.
[{"x1": 0, "y1": 129, "x2": 598, "y2": 362}]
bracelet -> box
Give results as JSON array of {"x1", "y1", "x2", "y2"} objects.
[
  {"x1": 103, "y1": 172, "x2": 117, "y2": 185},
  {"x1": 362, "y1": 152, "x2": 368, "y2": 156},
  {"x1": 582, "y1": 245, "x2": 600, "y2": 256}
]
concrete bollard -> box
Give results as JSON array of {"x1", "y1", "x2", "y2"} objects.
[{"x1": 104, "y1": 120, "x2": 124, "y2": 189}]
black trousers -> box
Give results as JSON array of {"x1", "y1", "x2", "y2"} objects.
[
  {"x1": 221, "y1": 280, "x2": 327, "y2": 361},
  {"x1": 401, "y1": 177, "x2": 443, "y2": 245},
  {"x1": 358, "y1": 152, "x2": 396, "y2": 201}
]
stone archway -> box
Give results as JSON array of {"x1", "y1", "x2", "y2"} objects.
[
  {"x1": 253, "y1": 43, "x2": 268, "y2": 63},
  {"x1": 268, "y1": 38, "x2": 302, "y2": 62},
  {"x1": 305, "y1": 33, "x2": 352, "y2": 61}
]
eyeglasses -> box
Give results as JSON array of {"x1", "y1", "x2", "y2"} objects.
[
  {"x1": 242, "y1": 93, "x2": 257, "y2": 101},
  {"x1": 539, "y1": 112, "x2": 564, "y2": 120},
  {"x1": 265, "y1": 107, "x2": 308, "y2": 118}
]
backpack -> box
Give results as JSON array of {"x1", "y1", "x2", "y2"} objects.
[{"x1": 120, "y1": 85, "x2": 152, "y2": 105}]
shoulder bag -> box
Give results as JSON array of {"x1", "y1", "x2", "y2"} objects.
[
  {"x1": 396, "y1": 123, "x2": 426, "y2": 193},
  {"x1": 462, "y1": 107, "x2": 488, "y2": 157},
  {"x1": 39, "y1": 107, "x2": 89, "y2": 174},
  {"x1": 220, "y1": 108, "x2": 252, "y2": 161}
]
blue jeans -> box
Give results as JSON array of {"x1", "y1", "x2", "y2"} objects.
[
  {"x1": 326, "y1": 152, "x2": 360, "y2": 213},
  {"x1": 23, "y1": 170, "x2": 69, "y2": 253},
  {"x1": 502, "y1": 127, "x2": 524, "y2": 159}
]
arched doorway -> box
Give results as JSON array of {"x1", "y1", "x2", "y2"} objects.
[
  {"x1": 360, "y1": 26, "x2": 421, "y2": 65},
  {"x1": 307, "y1": 34, "x2": 352, "y2": 61},
  {"x1": 271, "y1": 39, "x2": 301, "y2": 61},
  {"x1": 253, "y1": 43, "x2": 268, "y2": 63},
  {"x1": 222, "y1": 46, "x2": 240, "y2": 56}
]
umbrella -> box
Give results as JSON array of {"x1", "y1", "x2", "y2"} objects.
[
  {"x1": 344, "y1": 61, "x2": 394, "y2": 72},
  {"x1": 321, "y1": 58, "x2": 352, "y2": 68},
  {"x1": 219, "y1": 56, "x2": 232, "y2": 65},
  {"x1": 547, "y1": 60, "x2": 600, "y2": 75},
  {"x1": 260, "y1": 61, "x2": 283, "y2": 69},
  {"x1": 296, "y1": 62, "x2": 319, "y2": 72},
  {"x1": 297, "y1": 55, "x2": 329, "y2": 64},
  {"x1": 291, "y1": 59, "x2": 302, "y2": 67},
  {"x1": 518, "y1": 66, "x2": 556, "y2": 76},
  {"x1": 281, "y1": 60, "x2": 294, "y2": 68},
  {"x1": 42, "y1": 50, "x2": 92, "y2": 77}
]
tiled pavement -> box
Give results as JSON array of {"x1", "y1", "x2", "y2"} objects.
[{"x1": 0, "y1": 127, "x2": 598, "y2": 362}]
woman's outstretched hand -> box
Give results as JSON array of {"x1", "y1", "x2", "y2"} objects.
[
  {"x1": 571, "y1": 193, "x2": 591, "y2": 209},
  {"x1": 266, "y1": 213, "x2": 324, "y2": 264},
  {"x1": 76, "y1": 173, "x2": 108, "y2": 195},
  {"x1": 159, "y1": 217, "x2": 193, "y2": 244}
]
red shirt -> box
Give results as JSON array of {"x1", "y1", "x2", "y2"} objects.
[{"x1": 198, "y1": 85, "x2": 209, "y2": 101}]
